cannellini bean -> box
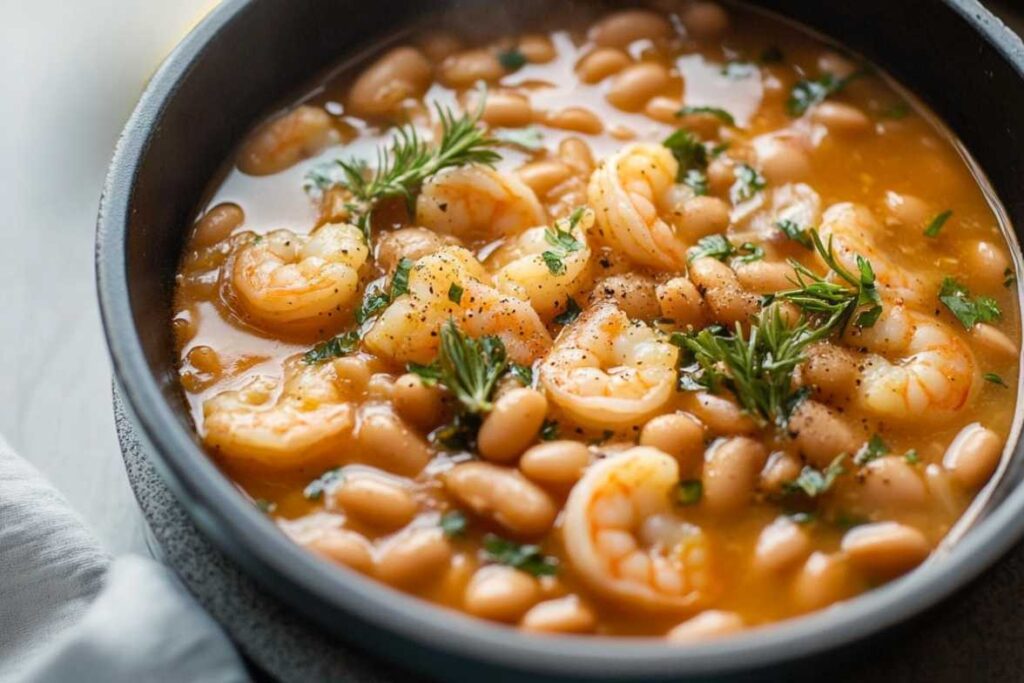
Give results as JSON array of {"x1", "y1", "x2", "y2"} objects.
[
  {"x1": 306, "y1": 529, "x2": 374, "y2": 573},
  {"x1": 558, "y1": 137, "x2": 595, "y2": 174},
  {"x1": 734, "y1": 260, "x2": 798, "y2": 294},
  {"x1": 639, "y1": 413, "x2": 705, "y2": 472},
  {"x1": 517, "y1": 160, "x2": 573, "y2": 196},
  {"x1": 687, "y1": 257, "x2": 760, "y2": 326},
  {"x1": 685, "y1": 392, "x2": 756, "y2": 436},
  {"x1": 331, "y1": 356, "x2": 372, "y2": 394},
  {"x1": 786, "y1": 400, "x2": 861, "y2": 468},
  {"x1": 376, "y1": 528, "x2": 452, "y2": 586},
  {"x1": 882, "y1": 191, "x2": 931, "y2": 228},
  {"x1": 477, "y1": 388, "x2": 548, "y2": 462},
  {"x1": 192, "y1": 203, "x2": 244, "y2": 248},
  {"x1": 971, "y1": 323, "x2": 1018, "y2": 359},
  {"x1": 479, "y1": 91, "x2": 533, "y2": 128},
  {"x1": 416, "y1": 32, "x2": 462, "y2": 62},
  {"x1": 702, "y1": 436, "x2": 768, "y2": 514},
  {"x1": 860, "y1": 456, "x2": 927, "y2": 511},
  {"x1": 519, "y1": 595, "x2": 596, "y2": 633},
  {"x1": 331, "y1": 474, "x2": 417, "y2": 530},
  {"x1": 754, "y1": 517, "x2": 811, "y2": 572},
  {"x1": 799, "y1": 342, "x2": 860, "y2": 401},
  {"x1": 965, "y1": 240, "x2": 1011, "y2": 290},
  {"x1": 811, "y1": 102, "x2": 871, "y2": 134},
  {"x1": 667, "y1": 610, "x2": 744, "y2": 643},
  {"x1": 606, "y1": 62, "x2": 671, "y2": 112},
  {"x1": 754, "y1": 136, "x2": 811, "y2": 184},
  {"x1": 375, "y1": 227, "x2": 457, "y2": 273},
  {"x1": 464, "y1": 566, "x2": 540, "y2": 621},
  {"x1": 356, "y1": 411, "x2": 431, "y2": 476},
  {"x1": 792, "y1": 552, "x2": 853, "y2": 611},
  {"x1": 672, "y1": 195, "x2": 731, "y2": 241},
  {"x1": 393, "y1": 373, "x2": 445, "y2": 430},
  {"x1": 841, "y1": 522, "x2": 930, "y2": 578},
  {"x1": 818, "y1": 51, "x2": 859, "y2": 79},
  {"x1": 576, "y1": 47, "x2": 632, "y2": 84},
  {"x1": 680, "y1": 2, "x2": 730, "y2": 40},
  {"x1": 347, "y1": 46, "x2": 433, "y2": 118},
  {"x1": 186, "y1": 345, "x2": 221, "y2": 375},
  {"x1": 589, "y1": 10, "x2": 672, "y2": 48},
  {"x1": 545, "y1": 107, "x2": 604, "y2": 134},
  {"x1": 438, "y1": 49, "x2": 504, "y2": 87},
  {"x1": 644, "y1": 96, "x2": 682, "y2": 124},
  {"x1": 942, "y1": 423, "x2": 1003, "y2": 489},
  {"x1": 518, "y1": 34, "x2": 557, "y2": 63},
  {"x1": 760, "y1": 451, "x2": 802, "y2": 494},
  {"x1": 656, "y1": 277, "x2": 706, "y2": 328},
  {"x1": 444, "y1": 462, "x2": 557, "y2": 535},
  {"x1": 237, "y1": 105, "x2": 334, "y2": 175},
  {"x1": 519, "y1": 441, "x2": 591, "y2": 486},
  {"x1": 588, "y1": 273, "x2": 661, "y2": 320}
]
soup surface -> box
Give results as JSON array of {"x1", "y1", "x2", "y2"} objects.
[{"x1": 173, "y1": 1, "x2": 1022, "y2": 639}]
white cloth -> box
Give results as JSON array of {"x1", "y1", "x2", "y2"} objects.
[{"x1": 0, "y1": 434, "x2": 248, "y2": 682}]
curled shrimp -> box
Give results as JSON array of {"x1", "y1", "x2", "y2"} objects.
[
  {"x1": 540, "y1": 303, "x2": 678, "y2": 429},
  {"x1": 819, "y1": 203, "x2": 927, "y2": 306},
  {"x1": 490, "y1": 208, "x2": 594, "y2": 319},
  {"x1": 416, "y1": 165, "x2": 547, "y2": 241},
  {"x1": 230, "y1": 223, "x2": 369, "y2": 333},
  {"x1": 563, "y1": 447, "x2": 716, "y2": 612},
  {"x1": 364, "y1": 246, "x2": 551, "y2": 364},
  {"x1": 203, "y1": 356, "x2": 356, "y2": 468},
  {"x1": 845, "y1": 305, "x2": 978, "y2": 420},
  {"x1": 587, "y1": 142, "x2": 686, "y2": 270}
]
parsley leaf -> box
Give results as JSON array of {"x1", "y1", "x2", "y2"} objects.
[
  {"x1": 440, "y1": 510, "x2": 468, "y2": 537},
  {"x1": 483, "y1": 534, "x2": 559, "y2": 576},
  {"x1": 853, "y1": 434, "x2": 888, "y2": 466},
  {"x1": 541, "y1": 208, "x2": 586, "y2": 275},
  {"x1": 303, "y1": 468, "x2": 344, "y2": 500},
  {"x1": 508, "y1": 362, "x2": 533, "y2": 386},
  {"x1": 302, "y1": 330, "x2": 360, "y2": 364},
  {"x1": 904, "y1": 450, "x2": 920, "y2": 464},
  {"x1": 663, "y1": 128, "x2": 708, "y2": 182},
  {"x1": 776, "y1": 219, "x2": 814, "y2": 249},
  {"x1": 938, "y1": 277, "x2": 1002, "y2": 329},
  {"x1": 688, "y1": 234, "x2": 763, "y2": 263},
  {"x1": 787, "y1": 70, "x2": 866, "y2": 117},
  {"x1": 683, "y1": 168, "x2": 709, "y2": 196},
  {"x1": 984, "y1": 372, "x2": 1009, "y2": 388},
  {"x1": 923, "y1": 210, "x2": 952, "y2": 237},
  {"x1": 390, "y1": 257, "x2": 414, "y2": 299},
  {"x1": 355, "y1": 286, "x2": 391, "y2": 325},
  {"x1": 730, "y1": 163, "x2": 766, "y2": 204},
  {"x1": 784, "y1": 454, "x2": 846, "y2": 497},
  {"x1": 675, "y1": 480, "x2": 703, "y2": 505},
  {"x1": 554, "y1": 296, "x2": 582, "y2": 325},
  {"x1": 676, "y1": 105, "x2": 735, "y2": 126},
  {"x1": 540, "y1": 419, "x2": 559, "y2": 441},
  {"x1": 494, "y1": 125, "x2": 545, "y2": 151},
  {"x1": 448, "y1": 282, "x2": 464, "y2": 304},
  {"x1": 498, "y1": 47, "x2": 527, "y2": 71}
]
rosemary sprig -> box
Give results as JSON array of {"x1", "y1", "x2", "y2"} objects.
[{"x1": 408, "y1": 320, "x2": 508, "y2": 415}]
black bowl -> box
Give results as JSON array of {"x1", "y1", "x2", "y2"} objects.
[{"x1": 96, "y1": 1, "x2": 1024, "y2": 680}]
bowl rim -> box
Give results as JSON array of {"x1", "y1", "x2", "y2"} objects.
[{"x1": 96, "y1": 0, "x2": 1024, "y2": 678}]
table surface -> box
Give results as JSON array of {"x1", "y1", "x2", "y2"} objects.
[{"x1": 2, "y1": 0, "x2": 1022, "y2": 661}]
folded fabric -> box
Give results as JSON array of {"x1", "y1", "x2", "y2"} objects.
[{"x1": 0, "y1": 433, "x2": 248, "y2": 682}]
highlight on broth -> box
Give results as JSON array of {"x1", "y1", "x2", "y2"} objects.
[{"x1": 172, "y1": 0, "x2": 1021, "y2": 639}]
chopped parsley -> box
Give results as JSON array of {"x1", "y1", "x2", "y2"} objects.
[
  {"x1": 508, "y1": 362, "x2": 533, "y2": 386},
  {"x1": 853, "y1": 434, "x2": 889, "y2": 466},
  {"x1": 784, "y1": 454, "x2": 846, "y2": 498},
  {"x1": 493, "y1": 125, "x2": 544, "y2": 151},
  {"x1": 662, "y1": 128, "x2": 708, "y2": 182},
  {"x1": 683, "y1": 168, "x2": 709, "y2": 196},
  {"x1": 302, "y1": 330, "x2": 360, "y2": 364},
  {"x1": 440, "y1": 510, "x2": 468, "y2": 537},
  {"x1": 730, "y1": 163, "x2": 766, "y2": 204},
  {"x1": 355, "y1": 286, "x2": 391, "y2": 325},
  {"x1": 776, "y1": 219, "x2": 814, "y2": 249},
  {"x1": 303, "y1": 468, "x2": 344, "y2": 501},
  {"x1": 938, "y1": 277, "x2": 1002, "y2": 329},
  {"x1": 540, "y1": 419, "x2": 560, "y2": 441},
  {"x1": 448, "y1": 282, "x2": 464, "y2": 304},
  {"x1": 984, "y1": 372, "x2": 1009, "y2": 388},
  {"x1": 904, "y1": 450, "x2": 920, "y2": 465},
  {"x1": 541, "y1": 208, "x2": 586, "y2": 275},
  {"x1": 923, "y1": 210, "x2": 953, "y2": 237},
  {"x1": 676, "y1": 105, "x2": 736, "y2": 126},
  {"x1": 390, "y1": 257, "x2": 414, "y2": 299},
  {"x1": 787, "y1": 70, "x2": 865, "y2": 117},
  {"x1": 554, "y1": 296, "x2": 582, "y2": 325},
  {"x1": 675, "y1": 480, "x2": 703, "y2": 505},
  {"x1": 688, "y1": 234, "x2": 763, "y2": 263},
  {"x1": 482, "y1": 534, "x2": 558, "y2": 576},
  {"x1": 497, "y1": 47, "x2": 527, "y2": 71}
]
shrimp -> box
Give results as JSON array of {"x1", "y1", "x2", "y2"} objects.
[
  {"x1": 416, "y1": 165, "x2": 547, "y2": 241},
  {"x1": 563, "y1": 447, "x2": 716, "y2": 612},
  {"x1": 230, "y1": 222, "x2": 369, "y2": 333},
  {"x1": 845, "y1": 305, "x2": 978, "y2": 420},
  {"x1": 364, "y1": 246, "x2": 551, "y2": 364},
  {"x1": 540, "y1": 303, "x2": 678, "y2": 429},
  {"x1": 203, "y1": 356, "x2": 356, "y2": 468},
  {"x1": 819, "y1": 203, "x2": 927, "y2": 306},
  {"x1": 587, "y1": 142, "x2": 687, "y2": 270},
  {"x1": 490, "y1": 208, "x2": 594, "y2": 319}
]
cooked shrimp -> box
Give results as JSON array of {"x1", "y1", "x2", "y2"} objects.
[
  {"x1": 563, "y1": 447, "x2": 716, "y2": 612},
  {"x1": 230, "y1": 223, "x2": 368, "y2": 332},
  {"x1": 364, "y1": 246, "x2": 551, "y2": 364},
  {"x1": 490, "y1": 209, "x2": 594, "y2": 318},
  {"x1": 819, "y1": 203, "x2": 927, "y2": 305},
  {"x1": 845, "y1": 305, "x2": 978, "y2": 420},
  {"x1": 203, "y1": 356, "x2": 356, "y2": 468},
  {"x1": 587, "y1": 142, "x2": 688, "y2": 270},
  {"x1": 416, "y1": 165, "x2": 547, "y2": 241},
  {"x1": 540, "y1": 303, "x2": 678, "y2": 429}
]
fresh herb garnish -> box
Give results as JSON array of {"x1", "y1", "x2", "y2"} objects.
[
  {"x1": 676, "y1": 105, "x2": 736, "y2": 126},
  {"x1": 683, "y1": 168, "x2": 709, "y2": 196},
  {"x1": 494, "y1": 125, "x2": 545, "y2": 151},
  {"x1": 540, "y1": 419, "x2": 560, "y2": 441},
  {"x1": 730, "y1": 163, "x2": 766, "y2": 204},
  {"x1": 923, "y1": 210, "x2": 952, "y2": 237},
  {"x1": 355, "y1": 286, "x2": 391, "y2": 325},
  {"x1": 854, "y1": 434, "x2": 888, "y2": 466},
  {"x1": 675, "y1": 480, "x2": 703, "y2": 505},
  {"x1": 904, "y1": 450, "x2": 920, "y2": 465},
  {"x1": 938, "y1": 277, "x2": 1002, "y2": 329},
  {"x1": 787, "y1": 70, "x2": 865, "y2": 117},
  {"x1": 498, "y1": 47, "x2": 527, "y2": 71},
  {"x1": 302, "y1": 330, "x2": 360, "y2": 364},
  {"x1": 303, "y1": 468, "x2": 344, "y2": 501},
  {"x1": 688, "y1": 234, "x2": 763, "y2": 264},
  {"x1": 541, "y1": 208, "x2": 586, "y2": 275},
  {"x1": 663, "y1": 128, "x2": 708, "y2": 182},
  {"x1": 985, "y1": 372, "x2": 1009, "y2": 388},
  {"x1": 508, "y1": 362, "x2": 533, "y2": 386},
  {"x1": 440, "y1": 510, "x2": 468, "y2": 537},
  {"x1": 482, "y1": 534, "x2": 559, "y2": 576},
  {"x1": 408, "y1": 319, "x2": 508, "y2": 414},
  {"x1": 784, "y1": 454, "x2": 846, "y2": 497},
  {"x1": 776, "y1": 219, "x2": 813, "y2": 249},
  {"x1": 554, "y1": 296, "x2": 582, "y2": 325},
  {"x1": 448, "y1": 282, "x2": 464, "y2": 304},
  {"x1": 390, "y1": 257, "x2": 414, "y2": 299}
]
